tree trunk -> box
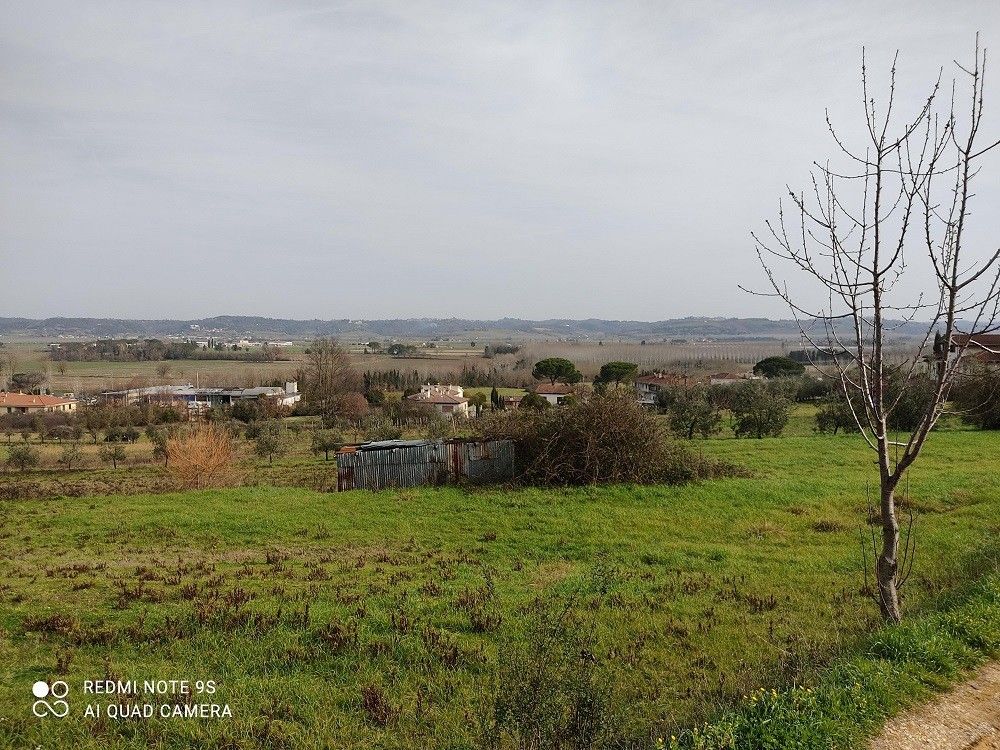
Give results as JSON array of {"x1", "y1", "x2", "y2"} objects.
[{"x1": 876, "y1": 481, "x2": 902, "y2": 623}]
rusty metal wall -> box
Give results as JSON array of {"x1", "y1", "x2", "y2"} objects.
[
  {"x1": 336, "y1": 439, "x2": 514, "y2": 491},
  {"x1": 450, "y1": 439, "x2": 515, "y2": 484}
]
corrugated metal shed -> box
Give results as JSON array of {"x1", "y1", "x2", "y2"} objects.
[{"x1": 336, "y1": 439, "x2": 514, "y2": 492}]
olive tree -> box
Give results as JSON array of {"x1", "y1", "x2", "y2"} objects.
[
  {"x1": 253, "y1": 422, "x2": 287, "y2": 465},
  {"x1": 311, "y1": 429, "x2": 343, "y2": 461},
  {"x1": 98, "y1": 444, "x2": 127, "y2": 469},
  {"x1": 656, "y1": 385, "x2": 722, "y2": 439},
  {"x1": 728, "y1": 381, "x2": 790, "y2": 439},
  {"x1": 6, "y1": 444, "x2": 39, "y2": 472},
  {"x1": 58, "y1": 442, "x2": 83, "y2": 470}
]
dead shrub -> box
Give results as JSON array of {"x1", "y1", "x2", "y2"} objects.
[
  {"x1": 165, "y1": 424, "x2": 241, "y2": 490},
  {"x1": 455, "y1": 573, "x2": 502, "y2": 633},
  {"x1": 311, "y1": 620, "x2": 357, "y2": 654}
]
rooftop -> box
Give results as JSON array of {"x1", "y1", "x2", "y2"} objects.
[
  {"x1": 533, "y1": 383, "x2": 576, "y2": 395},
  {"x1": 0, "y1": 392, "x2": 76, "y2": 408},
  {"x1": 636, "y1": 373, "x2": 682, "y2": 386},
  {"x1": 952, "y1": 333, "x2": 1000, "y2": 349}
]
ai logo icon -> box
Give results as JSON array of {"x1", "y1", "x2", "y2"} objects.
[{"x1": 31, "y1": 680, "x2": 69, "y2": 718}]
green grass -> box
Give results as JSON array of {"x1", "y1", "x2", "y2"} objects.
[
  {"x1": 461, "y1": 386, "x2": 527, "y2": 398},
  {"x1": 0, "y1": 432, "x2": 998, "y2": 748},
  {"x1": 667, "y1": 572, "x2": 1000, "y2": 749}
]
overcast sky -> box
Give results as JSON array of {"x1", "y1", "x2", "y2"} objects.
[{"x1": 2, "y1": 1, "x2": 999, "y2": 320}]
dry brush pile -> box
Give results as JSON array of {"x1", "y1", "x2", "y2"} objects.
[{"x1": 475, "y1": 391, "x2": 743, "y2": 486}]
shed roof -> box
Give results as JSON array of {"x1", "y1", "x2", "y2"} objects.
[{"x1": 356, "y1": 439, "x2": 436, "y2": 451}]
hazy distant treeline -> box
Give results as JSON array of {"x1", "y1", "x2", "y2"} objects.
[
  {"x1": 0, "y1": 315, "x2": 939, "y2": 341},
  {"x1": 49, "y1": 339, "x2": 287, "y2": 363}
]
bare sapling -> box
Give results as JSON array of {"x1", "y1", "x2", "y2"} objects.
[{"x1": 748, "y1": 38, "x2": 1000, "y2": 622}]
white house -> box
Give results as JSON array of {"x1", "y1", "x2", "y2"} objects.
[
  {"x1": 634, "y1": 373, "x2": 682, "y2": 407},
  {"x1": 708, "y1": 372, "x2": 763, "y2": 386},
  {"x1": 532, "y1": 383, "x2": 575, "y2": 405},
  {"x1": 406, "y1": 384, "x2": 470, "y2": 418}
]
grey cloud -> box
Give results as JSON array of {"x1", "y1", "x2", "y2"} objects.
[{"x1": 1, "y1": 1, "x2": 998, "y2": 319}]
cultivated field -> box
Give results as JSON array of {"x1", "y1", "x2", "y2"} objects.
[
  {"x1": 2, "y1": 342, "x2": 306, "y2": 393},
  {"x1": 1, "y1": 430, "x2": 997, "y2": 748}
]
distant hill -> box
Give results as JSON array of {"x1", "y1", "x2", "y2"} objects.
[{"x1": 0, "y1": 316, "x2": 933, "y2": 342}]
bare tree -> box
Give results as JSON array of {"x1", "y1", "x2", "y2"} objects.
[
  {"x1": 748, "y1": 40, "x2": 1000, "y2": 622},
  {"x1": 0, "y1": 350, "x2": 14, "y2": 389},
  {"x1": 304, "y1": 338, "x2": 362, "y2": 425}
]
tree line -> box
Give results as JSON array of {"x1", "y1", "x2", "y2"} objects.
[{"x1": 49, "y1": 339, "x2": 288, "y2": 363}]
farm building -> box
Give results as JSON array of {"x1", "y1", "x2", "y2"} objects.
[
  {"x1": 945, "y1": 333, "x2": 1000, "y2": 368},
  {"x1": 0, "y1": 392, "x2": 77, "y2": 414},
  {"x1": 501, "y1": 395, "x2": 523, "y2": 409},
  {"x1": 336, "y1": 438, "x2": 515, "y2": 491},
  {"x1": 634, "y1": 372, "x2": 684, "y2": 407},
  {"x1": 532, "y1": 383, "x2": 575, "y2": 405},
  {"x1": 405, "y1": 384, "x2": 470, "y2": 417},
  {"x1": 101, "y1": 382, "x2": 301, "y2": 411}
]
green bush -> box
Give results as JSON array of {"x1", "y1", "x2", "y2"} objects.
[{"x1": 951, "y1": 365, "x2": 1000, "y2": 429}]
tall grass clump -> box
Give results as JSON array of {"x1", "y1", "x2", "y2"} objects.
[{"x1": 478, "y1": 596, "x2": 615, "y2": 750}]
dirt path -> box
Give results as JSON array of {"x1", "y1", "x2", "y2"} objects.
[{"x1": 871, "y1": 662, "x2": 1000, "y2": 750}]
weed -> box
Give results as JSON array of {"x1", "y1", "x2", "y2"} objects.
[
  {"x1": 361, "y1": 684, "x2": 397, "y2": 727},
  {"x1": 813, "y1": 519, "x2": 847, "y2": 533},
  {"x1": 311, "y1": 620, "x2": 357, "y2": 654}
]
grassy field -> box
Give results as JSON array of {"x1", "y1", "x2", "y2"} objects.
[
  {"x1": 1, "y1": 431, "x2": 998, "y2": 748},
  {"x1": 0, "y1": 403, "x2": 801, "y2": 500}
]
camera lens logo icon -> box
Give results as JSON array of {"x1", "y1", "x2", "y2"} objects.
[{"x1": 31, "y1": 681, "x2": 69, "y2": 718}]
